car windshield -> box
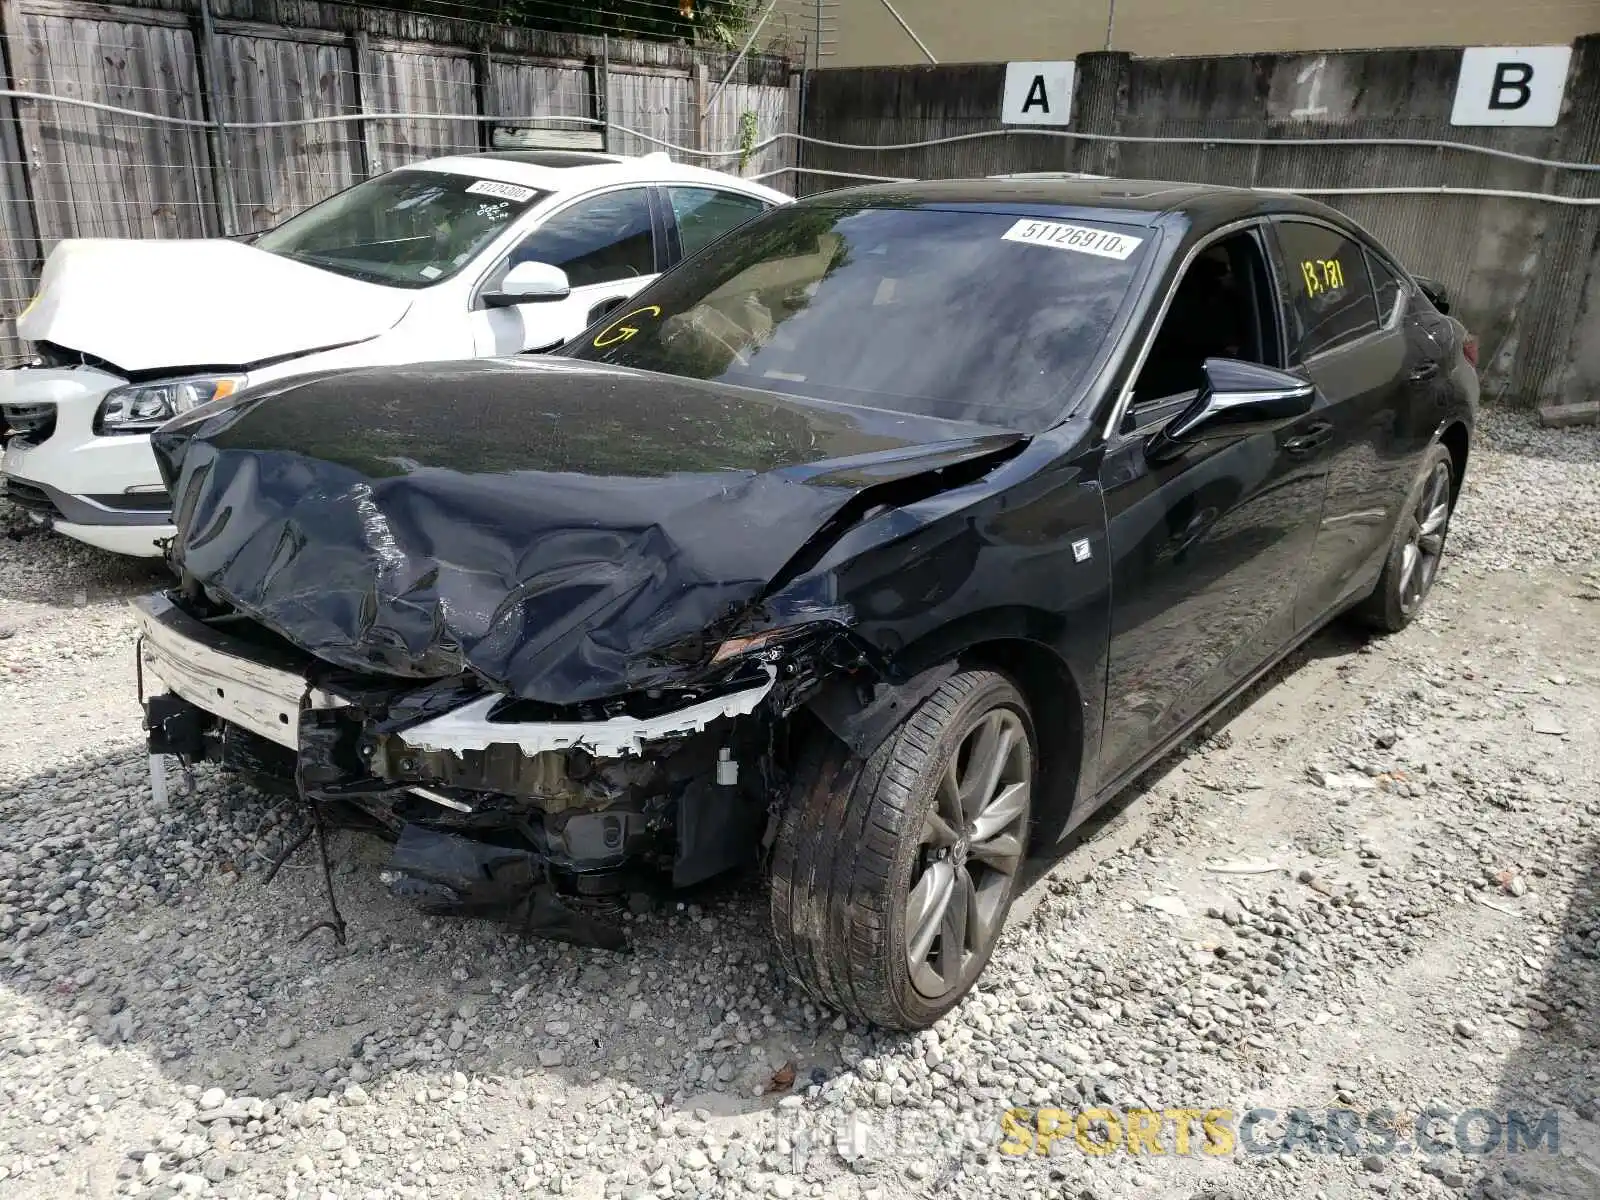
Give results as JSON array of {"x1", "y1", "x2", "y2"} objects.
[
  {"x1": 254, "y1": 170, "x2": 548, "y2": 289},
  {"x1": 565, "y1": 203, "x2": 1151, "y2": 430}
]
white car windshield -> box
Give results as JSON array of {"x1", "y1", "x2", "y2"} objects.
[{"x1": 254, "y1": 170, "x2": 548, "y2": 289}]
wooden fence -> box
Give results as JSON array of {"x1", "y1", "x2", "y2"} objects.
[{"x1": 0, "y1": 0, "x2": 801, "y2": 361}]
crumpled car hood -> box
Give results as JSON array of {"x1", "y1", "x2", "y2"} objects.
[
  {"x1": 154, "y1": 357, "x2": 1023, "y2": 703},
  {"x1": 18, "y1": 238, "x2": 412, "y2": 372}
]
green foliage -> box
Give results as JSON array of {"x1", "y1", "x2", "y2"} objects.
[
  {"x1": 699, "y1": 0, "x2": 760, "y2": 48},
  {"x1": 438, "y1": 0, "x2": 758, "y2": 47},
  {"x1": 737, "y1": 109, "x2": 760, "y2": 171}
]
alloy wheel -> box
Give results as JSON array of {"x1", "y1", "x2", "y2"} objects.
[
  {"x1": 905, "y1": 707, "x2": 1031, "y2": 999},
  {"x1": 1399, "y1": 460, "x2": 1452, "y2": 614}
]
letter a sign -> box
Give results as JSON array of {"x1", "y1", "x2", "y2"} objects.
[
  {"x1": 1002, "y1": 61, "x2": 1075, "y2": 126},
  {"x1": 1451, "y1": 47, "x2": 1571, "y2": 126}
]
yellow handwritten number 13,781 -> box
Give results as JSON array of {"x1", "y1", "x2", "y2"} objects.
[{"x1": 1301, "y1": 258, "x2": 1345, "y2": 298}]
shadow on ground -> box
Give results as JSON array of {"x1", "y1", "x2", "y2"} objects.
[{"x1": 1474, "y1": 832, "x2": 1600, "y2": 1199}]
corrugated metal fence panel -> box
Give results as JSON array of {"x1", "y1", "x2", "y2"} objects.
[
  {"x1": 489, "y1": 60, "x2": 591, "y2": 126},
  {"x1": 798, "y1": 66, "x2": 1076, "y2": 194},
  {"x1": 704, "y1": 81, "x2": 794, "y2": 185},
  {"x1": 1112, "y1": 49, "x2": 1575, "y2": 400},
  {"x1": 213, "y1": 32, "x2": 360, "y2": 234},
  {"x1": 1506, "y1": 36, "x2": 1600, "y2": 406},
  {"x1": 605, "y1": 70, "x2": 691, "y2": 158},
  {"x1": 11, "y1": 13, "x2": 215, "y2": 243},
  {"x1": 365, "y1": 44, "x2": 478, "y2": 167}
]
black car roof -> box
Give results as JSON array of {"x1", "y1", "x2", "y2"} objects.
[{"x1": 799, "y1": 177, "x2": 1340, "y2": 228}]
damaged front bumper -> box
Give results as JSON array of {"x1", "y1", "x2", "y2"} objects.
[{"x1": 131, "y1": 592, "x2": 801, "y2": 944}]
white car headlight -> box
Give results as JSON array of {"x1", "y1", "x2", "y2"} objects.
[{"x1": 97, "y1": 375, "x2": 246, "y2": 433}]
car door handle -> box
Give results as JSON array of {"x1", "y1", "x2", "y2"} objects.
[
  {"x1": 1408, "y1": 360, "x2": 1442, "y2": 383},
  {"x1": 1284, "y1": 422, "x2": 1333, "y2": 457}
]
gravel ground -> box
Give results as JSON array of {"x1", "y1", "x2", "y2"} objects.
[{"x1": 0, "y1": 409, "x2": 1597, "y2": 1200}]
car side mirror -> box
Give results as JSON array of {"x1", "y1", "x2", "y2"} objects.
[
  {"x1": 1413, "y1": 275, "x2": 1450, "y2": 314},
  {"x1": 483, "y1": 261, "x2": 571, "y2": 308},
  {"x1": 1146, "y1": 358, "x2": 1316, "y2": 463}
]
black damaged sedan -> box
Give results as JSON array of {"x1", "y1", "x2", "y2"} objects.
[{"x1": 137, "y1": 179, "x2": 1476, "y2": 1030}]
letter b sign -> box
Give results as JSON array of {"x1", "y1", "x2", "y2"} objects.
[{"x1": 1451, "y1": 47, "x2": 1571, "y2": 127}]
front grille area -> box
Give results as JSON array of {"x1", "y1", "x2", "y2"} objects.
[
  {"x1": 1, "y1": 402, "x2": 57, "y2": 444},
  {"x1": 1, "y1": 478, "x2": 61, "y2": 519}
]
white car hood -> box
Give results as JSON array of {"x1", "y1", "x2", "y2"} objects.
[{"x1": 18, "y1": 239, "x2": 414, "y2": 373}]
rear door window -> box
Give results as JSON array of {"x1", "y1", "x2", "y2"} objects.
[
  {"x1": 1366, "y1": 252, "x2": 1407, "y2": 326},
  {"x1": 1270, "y1": 220, "x2": 1381, "y2": 360},
  {"x1": 667, "y1": 187, "x2": 770, "y2": 260}
]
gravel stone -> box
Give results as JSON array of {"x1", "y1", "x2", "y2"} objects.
[{"x1": 1, "y1": 411, "x2": 1598, "y2": 1200}]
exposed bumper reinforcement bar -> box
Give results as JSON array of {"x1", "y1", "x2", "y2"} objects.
[{"x1": 131, "y1": 594, "x2": 345, "y2": 750}]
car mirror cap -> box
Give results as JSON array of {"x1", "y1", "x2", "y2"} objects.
[
  {"x1": 1146, "y1": 358, "x2": 1315, "y2": 460},
  {"x1": 485, "y1": 261, "x2": 571, "y2": 307}
]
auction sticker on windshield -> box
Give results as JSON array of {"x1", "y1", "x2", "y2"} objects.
[
  {"x1": 1002, "y1": 219, "x2": 1143, "y2": 260},
  {"x1": 466, "y1": 180, "x2": 537, "y2": 203}
]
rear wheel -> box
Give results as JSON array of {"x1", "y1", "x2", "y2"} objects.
[
  {"x1": 1357, "y1": 443, "x2": 1455, "y2": 633},
  {"x1": 769, "y1": 670, "x2": 1034, "y2": 1030}
]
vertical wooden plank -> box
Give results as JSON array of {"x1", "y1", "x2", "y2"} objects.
[
  {"x1": 0, "y1": 0, "x2": 41, "y2": 362},
  {"x1": 351, "y1": 31, "x2": 380, "y2": 178},
  {"x1": 693, "y1": 62, "x2": 706, "y2": 155},
  {"x1": 193, "y1": 0, "x2": 235, "y2": 236},
  {"x1": 474, "y1": 42, "x2": 494, "y2": 149},
  {"x1": 782, "y1": 71, "x2": 799, "y2": 191},
  {"x1": 590, "y1": 49, "x2": 607, "y2": 152}
]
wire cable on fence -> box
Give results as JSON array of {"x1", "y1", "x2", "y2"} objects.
[
  {"x1": 756, "y1": 126, "x2": 1600, "y2": 174},
  {"x1": 747, "y1": 166, "x2": 1600, "y2": 206},
  {"x1": 4, "y1": 88, "x2": 1598, "y2": 174},
  {"x1": 3, "y1": 89, "x2": 1598, "y2": 209}
]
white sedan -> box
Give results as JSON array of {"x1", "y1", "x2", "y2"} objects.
[{"x1": 0, "y1": 150, "x2": 788, "y2": 556}]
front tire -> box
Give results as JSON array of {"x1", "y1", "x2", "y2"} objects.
[
  {"x1": 769, "y1": 670, "x2": 1034, "y2": 1030},
  {"x1": 1357, "y1": 443, "x2": 1456, "y2": 633}
]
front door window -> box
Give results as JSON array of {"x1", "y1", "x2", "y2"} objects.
[{"x1": 473, "y1": 189, "x2": 659, "y2": 356}]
